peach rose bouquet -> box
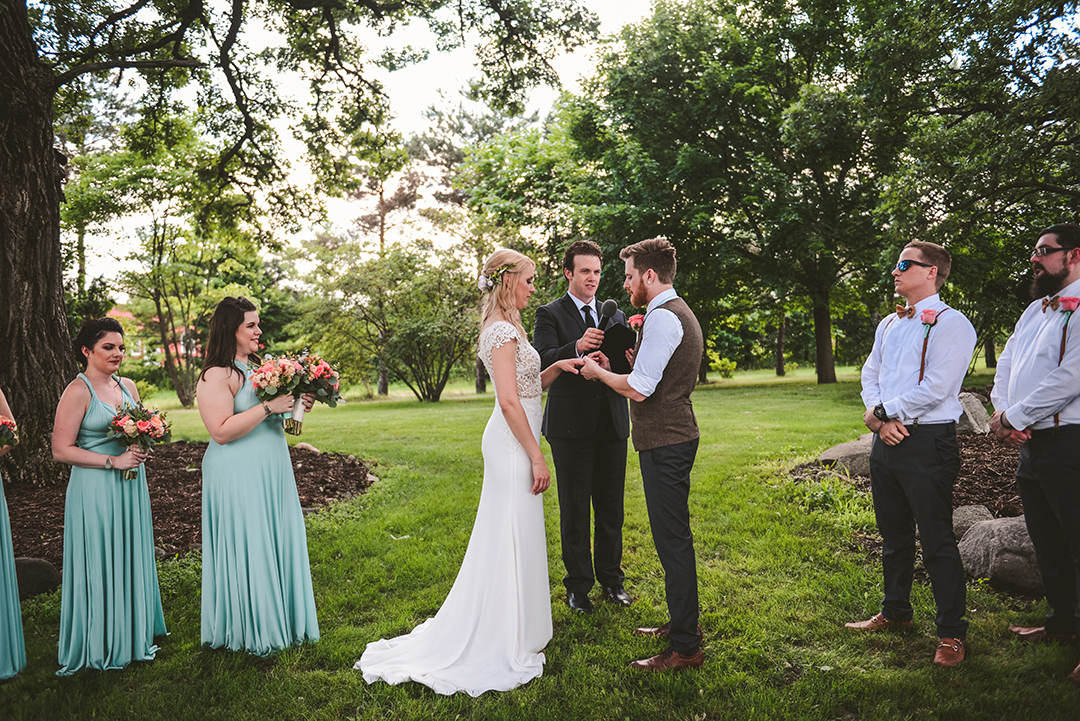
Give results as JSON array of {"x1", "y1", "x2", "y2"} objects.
[{"x1": 107, "y1": 404, "x2": 172, "y2": 479}]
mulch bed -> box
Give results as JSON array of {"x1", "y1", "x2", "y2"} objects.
[
  {"x1": 5, "y1": 441, "x2": 374, "y2": 570},
  {"x1": 790, "y1": 432, "x2": 1023, "y2": 516}
]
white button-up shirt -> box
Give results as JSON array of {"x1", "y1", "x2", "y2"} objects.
[
  {"x1": 568, "y1": 293, "x2": 599, "y2": 359},
  {"x1": 861, "y1": 294, "x2": 976, "y2": 424},
  {"x1": 627, "y1": 288, "x2": 685, "y2": 399},
  {"x1": 992, "y1": 277, "x2": 1080, "y2": 430}
]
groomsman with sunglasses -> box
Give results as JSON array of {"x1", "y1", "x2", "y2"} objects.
[
  {"x1": 990, "y1": 223, "x2": 1080, "y2": 684},
  {"x1": 848, "y1": 241, "x2": 976, "y2": 668}
]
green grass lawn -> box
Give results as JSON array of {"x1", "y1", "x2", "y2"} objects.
[{"x1": 4, "y1": 374, "x2": 1075, "y2": 720}]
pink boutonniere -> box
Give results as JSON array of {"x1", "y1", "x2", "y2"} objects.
[
  {"x1": 920, "y1": 309, "x2": 938, "y2": 338},
  {"x1": 628, "y1": 314, "x2": 645, "y2": 332},
  {"x1": 1059, "y1": 297, "x2": 1080, "y2": 322}
]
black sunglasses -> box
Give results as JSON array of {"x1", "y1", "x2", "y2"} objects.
[
  {"x1": 894, "y1": 259, "x2": 934, "y2": 272},
  {"x1": 1032, "y1": 246, "x2": 1069, "y2": 258}
]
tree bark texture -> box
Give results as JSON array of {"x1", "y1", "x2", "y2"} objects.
[
  {"x1": 812, "y1": 297, "x2": 837, "y2": 384},
  {"x1": 0, "y1": 1, "x2": 78, "y2": 484}
]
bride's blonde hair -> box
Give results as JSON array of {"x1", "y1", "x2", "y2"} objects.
[{"x1": 480, "y1": 248, "x2": 534, "y2": 341}]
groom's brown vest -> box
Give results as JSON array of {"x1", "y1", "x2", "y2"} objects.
[{"x1": 630, "y1": 296, "x2": 703, "y2": 451}]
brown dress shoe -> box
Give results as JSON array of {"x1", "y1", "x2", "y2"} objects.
[
  {"x1": 629, "y1": 647, "x2": 704, "y2": 671},
  {"x1": 933, "y1": 637, "x2": 965, "y2": 667},
  {"x1": 1008, "y1": 625, "x2": 1080, "y2": 644},
  {"x1": 844, "y1": 613, "x2": 913, "y2": 632},
  {"x1": 1067, "y1": 662, "x2": 1080, "y2": 685},
  {"x1": 632, "y1": 622, "x2": 704, "y2": 637}
]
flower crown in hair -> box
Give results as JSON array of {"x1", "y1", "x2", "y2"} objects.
[{"x1": 477, "y1": 262, "x2": 517, "y2": 292}]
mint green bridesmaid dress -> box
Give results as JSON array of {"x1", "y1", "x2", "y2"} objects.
[
  {"x1": 200, "y1": 363, "x2": 319, "y2": 655},
  {"x1": 57, "y1": 374, "x2": 167, "y2": 675},
  {"x1": 0, "y1": 471, "x2": 26, "y2": 679}
]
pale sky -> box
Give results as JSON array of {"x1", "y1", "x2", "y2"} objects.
[{"x1": 82, "y1": 0, "x2": 654, "y2": 283}]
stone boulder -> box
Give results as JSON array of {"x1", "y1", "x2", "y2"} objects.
[
  {"x1": 817, "y1": 433, "x2": 873, "y2": 477},
  {"x1": 14, "y1": 557, "x2": 60, "y2": 601},
  {"x1": 953, "y1": 504, "x2": 994, "y2": 541},
  {"x1": 959, "y1": 515, "x2": 1043, "y2": 595},
  {"x1": 957, "y1": 392, "x2": 991, "y2": 435}
]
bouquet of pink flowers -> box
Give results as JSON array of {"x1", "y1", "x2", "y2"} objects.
[
  {"x1": 106, "y1": 404, "x2": 172, "y2": 479},
  {"x1": 250, "y1": 355, "x2": 343, "y2": 435},
  {"x1": 0, "y1": 416, "x2": 18, "y2": 449},
  {"x1": 250, "y1": 356, "x2": 306, "y2": 402}
]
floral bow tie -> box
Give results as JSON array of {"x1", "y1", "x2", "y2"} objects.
[{"x1": 895, "y1": 305, "x2": 916, "y2": 319}]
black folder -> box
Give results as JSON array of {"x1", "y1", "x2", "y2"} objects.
[{"x1": 598, "y1": 320, "x2": 637, "y2": 375}]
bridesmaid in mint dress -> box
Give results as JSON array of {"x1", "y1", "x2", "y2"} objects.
[
  {"x1": 197, "y1": 296, "x2": 319, "y2": 655},
  {"x1": 51, "y1": 318, "x2": 167, "y2": 675},
  {"x1": 0, "y1": 387, "x2": 26, "y2": 680}
]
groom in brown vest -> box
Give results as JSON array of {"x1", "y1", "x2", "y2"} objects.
[{"x1": 581, "y1": 237, "x2": 704, "y2": 671}]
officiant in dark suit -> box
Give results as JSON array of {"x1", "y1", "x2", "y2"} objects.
[{"x1": 533, "y1": 240, "x2": 633, "y2": 613}]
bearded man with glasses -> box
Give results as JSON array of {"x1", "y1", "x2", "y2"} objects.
[
  {"x1": 848, "y1": 241, "x2": 977, "y2": 668},
  {"x1": 990, "y1": 222, "x2": 1080, "y2": 685}
]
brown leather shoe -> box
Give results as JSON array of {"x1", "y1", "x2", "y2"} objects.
[
  {"x1": 632, "y1": 622, "x2": 703, "y2": 637},
  {"x1": 629, "y1": 647, "x2": 704, "y2": 671},
  {"x1": 1008, "y1": 625, "x2": 1080, "y2": 645},
  {"x1": 1067, "y1": 662, "x2": 1080, "y2": 685},
  {"x1": 844, "y1": 613, "x2": 913, "y2": 632},
  {"x1": 933, "y1": 637, "x2": 965, "y2": 667}
]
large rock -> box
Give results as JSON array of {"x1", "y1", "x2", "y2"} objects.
[
  {"x1": 14, "y1": 557, "x2": 60, "y2": 601},
  {"x1": 957, "y1": 392, "x2": 991, "y2": 434},
  {"x1": 953, "y1": 504, "x2": 994, "y2": 541},
  {"x1": 817, "y1": 433, "x2": 873, "y2": 477},
  {"x1": 959, "y1": 515, "x2": 1043, "y2": 595}
]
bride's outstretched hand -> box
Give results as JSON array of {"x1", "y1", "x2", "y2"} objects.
[
  {"x1": 530, "y1": 456, "x2": 551, "y2": 495},
  {"x1": 555, "y1": 357, "x2": 585, "y2": 374}
]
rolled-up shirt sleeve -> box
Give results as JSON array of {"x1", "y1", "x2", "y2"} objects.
[{"x1": 626, "y1": 309, "x2": 683, "y2": 398}]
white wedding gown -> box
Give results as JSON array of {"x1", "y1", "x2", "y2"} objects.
[{"x1": 356, "y1": 321, "x2": 552, "y2": 696}]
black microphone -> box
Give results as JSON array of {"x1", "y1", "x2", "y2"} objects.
[{"x1": 599, "y1": 299, "x2": 619, "y2": 330}]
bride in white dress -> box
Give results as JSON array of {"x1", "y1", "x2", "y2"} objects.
[{"x1": 356, "y1": 249, "x2": 586, "y2": 696}]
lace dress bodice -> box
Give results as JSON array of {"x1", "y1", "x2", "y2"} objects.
[{"x1": 479, "y1": 321, "x2": 542, "y2": 402}]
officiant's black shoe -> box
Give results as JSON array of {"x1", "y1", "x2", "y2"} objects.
[
  {"x1": 567, "y1": 592, "x2": 594, "y2": 613},
  {"x1": 602, "y1": 586, "x2": 633, "y2": 607}
]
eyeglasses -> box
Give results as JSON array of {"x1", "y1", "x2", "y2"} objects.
[
  {"x1": 894, "y1": 259, "x2": 934, "y2": 272},
  {"x1": 1032, "y1": 246, "x2": 1068, "y2": 258}
]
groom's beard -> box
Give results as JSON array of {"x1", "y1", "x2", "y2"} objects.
[{"x1": 1031, "y1": 264, "x2": 1069, "y2": 299}]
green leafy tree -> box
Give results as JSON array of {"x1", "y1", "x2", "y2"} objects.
[
  {"x1": 0, "y1": 0, "x2": 597, "y2": 482},
  {"x1": 302, "y1": 240, "x2": 479, "y2": 402}
]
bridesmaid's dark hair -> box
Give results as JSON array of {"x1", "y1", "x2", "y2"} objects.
[
  {"x1": 200, "y1": 296, "x2": 258, "y2": 383},
  {"x1": 72, "y1": 318, "x2": 125, "y2": 370}
]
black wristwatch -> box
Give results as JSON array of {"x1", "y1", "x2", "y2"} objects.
[{"x1": 873, "y1": 404, "x2": 889, "y2": 422}]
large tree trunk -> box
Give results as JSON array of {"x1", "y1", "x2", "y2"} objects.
[
  {"x1": 0, "y1": 6, "x2": 77, "y2": 485},
  {"x1": 812, "y1": 294, "x2": 837, "y2": 384}
]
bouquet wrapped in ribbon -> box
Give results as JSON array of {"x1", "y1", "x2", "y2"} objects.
[
  {"x1": 106, "y1": 404, "x2": 173, "y2": 479},
  {"x1": 0, "y1": 416, "x2": 18, "y2": 449},
  {"x1": 250, "y1": 355, "x2": 343, "y2": 435}
]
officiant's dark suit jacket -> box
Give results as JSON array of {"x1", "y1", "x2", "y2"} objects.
[{"x1": 533, "y1": 293, "x2": 631, "y2": 594}]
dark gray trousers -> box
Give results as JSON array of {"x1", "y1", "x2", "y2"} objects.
[
  {"x1": 1016, "y1": 425, "x2": 1080, "y2": 635},
  {"x1": 869, "y1": 422, "x2": 968, "y2": 639},
  {"x1": 639, "y1": 437, "x2": 700, "y2": 655},
  {"x1": 548, "y1": 410, "x2": 628, "y2": 595}
]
